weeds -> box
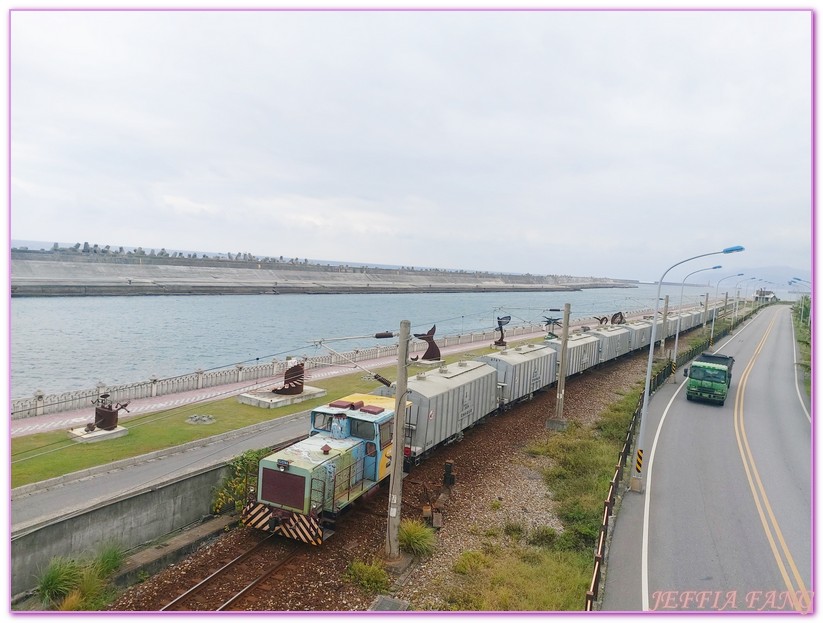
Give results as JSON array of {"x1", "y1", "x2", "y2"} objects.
[
  {"x1": 398, "y1": 518, "x2": 437, "y2": 557},
  {"x1": 343, "y1": 560, "x2": 390, "y2": 594},
  {"x1": 35, "y1": 544, "x2": 124, "y2": 611}
]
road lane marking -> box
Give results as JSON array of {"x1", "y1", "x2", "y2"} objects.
[
  {"x1": 789, "y1": 312, "x2": 812, "y2": 424},
  {"x1": 733, "y1": 313, "x2": 810, "y2": 613}
]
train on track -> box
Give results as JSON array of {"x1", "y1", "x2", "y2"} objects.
[{"x1": 242, "y1": 309, "x2": 709, "y2": 545}]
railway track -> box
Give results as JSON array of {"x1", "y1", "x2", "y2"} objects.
[{"x1": 160, "y1": 534, "x2": 303, "y2": 611}]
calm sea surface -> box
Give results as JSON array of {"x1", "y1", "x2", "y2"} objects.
[{"x1": 11, "y1": 284, "x2": 712, "y2": 399}]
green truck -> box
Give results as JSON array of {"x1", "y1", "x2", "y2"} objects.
[{"x1": 684, "y1": 352, "x2": 735, "y2": 406}]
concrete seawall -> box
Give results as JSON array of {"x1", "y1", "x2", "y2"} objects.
[{"x1": 11, "y1": 254, "x2": 637, "y2": 297}]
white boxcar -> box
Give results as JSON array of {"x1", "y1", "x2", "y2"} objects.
[
  {"x1": 588, "y1": 325, "x2": 631, "y2": 363},
  {"x1": 624, "y1": 320, "x2": 653, "y2": 350},
  {"x1": 545, "y1": 332, "x2": 600, "y2": 375},
  {"x1": 374, "y1": 360, "x2": 497, "y2": 464},
  {"x1": 477, "y1": 343, "x2": 557, "y2": 406},
  {"x1": 671, "y1": 312, "x2": 693, "y2": 333}
]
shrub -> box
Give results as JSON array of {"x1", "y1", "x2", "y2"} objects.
[
  {"x1": 343, "y1": 560, "x2": 390, "y2": 593},
  {"x1": 213, "y1": 449, "x2": 268, "y2": 514},
  {"x1": 398, "y1": 518, "x2": 437, "y2": 557}
]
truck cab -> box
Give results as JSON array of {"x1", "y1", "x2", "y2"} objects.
[{"x1": 684, "y1": 353, "x2": 734, "y2": 406}]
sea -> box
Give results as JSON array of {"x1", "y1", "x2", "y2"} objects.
[{"x1": 10, "y1": 283, "x2": 721, "y2": 400}]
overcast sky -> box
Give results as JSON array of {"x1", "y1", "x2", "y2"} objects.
[{"x1": 9, "y1": 8, "x2": 813, "y2": 282}]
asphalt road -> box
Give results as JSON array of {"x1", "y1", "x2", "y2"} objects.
[{"x1": 602, "y1": 306, "x2": 812, "y2": 613}]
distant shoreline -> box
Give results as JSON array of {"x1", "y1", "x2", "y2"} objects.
[{"x1": 10, "y1": 250, "x2": 639, "y2": 298}]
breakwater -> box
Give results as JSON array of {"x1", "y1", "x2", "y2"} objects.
[{"x1": 11, "y1": 250, "x2": 637, "y2": 297}]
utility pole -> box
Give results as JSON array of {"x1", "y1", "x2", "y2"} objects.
[
  {"x1": 658, "y1": 295, "x2": 669, "y2": 358},
  {"x1": 385, "y1": 319, "x2": 410, "y2": 560},
  {"x1": 552, "y1": 303, "x2": 571, "y2": 423},
  {"x1": 703, "y1": 292, "x2": 709, "y2": 329}
]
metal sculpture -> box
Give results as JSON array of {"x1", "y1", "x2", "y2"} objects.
[
  {"x1": 594, "y1": 316, "x2": 609, "y2": 325},
  {"x1": 411, "y1": 325, "x2": 441, "y2": 361},
  {"x1": 611, "y1": 311, "x2": 626, "y2": 325},
  {"x1": 272, "y1": 362, "x2": 305, "y2": 395},
  {"x1": 86, "y1": 393, "x2": 129, "y2": 432},
  {"x1": 494, "y1": 315, "x2": 511, "y2": 347},
  {"x1": 543, "y1": 316, "x2": 562, "y2": 340}
]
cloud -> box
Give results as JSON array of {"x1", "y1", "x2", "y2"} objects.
[{"x1": 9, "y1": 8, "x2": 812, "y2": 280}]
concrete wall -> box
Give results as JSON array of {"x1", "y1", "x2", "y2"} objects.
[{"x1": 10, "y1": 464, "x2": 230, "y2": 597}]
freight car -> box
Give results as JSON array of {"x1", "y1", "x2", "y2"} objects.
[{"x1": 242, "y1": 308, "x2": 701, "y2": 545}]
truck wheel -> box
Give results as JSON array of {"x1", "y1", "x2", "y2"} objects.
[
  {"x1": 720, "y1": 400, "x2": 725, "y2": 406},
  {"x1": 686, "y1": 395, "x2": 692, "y2": 401}
]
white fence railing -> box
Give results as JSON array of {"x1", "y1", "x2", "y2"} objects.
[{"x1": 12, "y1": 323, "x2": 549, "y2": 419}]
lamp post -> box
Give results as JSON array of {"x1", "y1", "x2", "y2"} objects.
[
  {"x1": 710, "y1": 273, "x2": 743, "y2": 346},
  {"x1": 733, "y1": 277, "x2": 757, "y2": 324},
  {"x1": 671, "y1": 265, "x2": 721, "y2": 381},
  {"x1": 790, "y1": 279, "x2": 811, "y2": 326},
  {"x1": 631, "y1": 245, "x2": 744, "y2": 493}
]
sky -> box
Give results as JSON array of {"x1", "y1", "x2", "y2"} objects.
[{"x1": 8, "y1": 6, "x2": 814, "y2": 284}]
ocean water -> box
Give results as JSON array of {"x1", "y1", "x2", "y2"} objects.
[{"x1": 10, "y1": 284, "x2": 713, "y2": 399}]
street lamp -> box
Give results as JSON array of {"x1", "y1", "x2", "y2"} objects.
[
  {"x1": 710, "y1": 273, "x2": 743, "y2": 345},
  {"x1": 631, "y1": 245, "x2": 744, "y2": 493},
  {"x1": 790, "y1": 279, "x2": 811, "y2": 326},
  {"x1": 671, "y1": 265, "x2": 721, "y2": 380},
  {"x1": 733, "y1": 277, "x2": 757, "y2": 323}
]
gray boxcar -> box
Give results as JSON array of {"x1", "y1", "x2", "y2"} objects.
[
  {"x1": 624, "y1": 320, "x2": 653, "y2": 350},
  {"x1": 477, "y1": 343, "x2": 557, "y2": 406},
  {"x1": 374, "y1": 360, "x2": 498, "y2": 464},
  {"x1": 544, "y1": 332, "x2": 600, "y2": 375},
  {"x1": 588, "y1": 325, "x2": 631, "y2": 363}
]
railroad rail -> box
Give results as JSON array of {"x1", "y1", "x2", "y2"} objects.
[{"x1": 160, "y1": 534, "x2": 301, "y2": 611}]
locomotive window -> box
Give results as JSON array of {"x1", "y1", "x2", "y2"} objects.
[
  {"x1": 366, "y1": 442, "x2": 377, "y2": 457},
  {"x1": 313, "y1": 413, "x2": 333, "y2": 431},
  {"x1": 350, "y1": 418, "x2": 375, "y2": 441},
  {"x1": 379, "y1": 420, "x2": 393, "y2": 449}
]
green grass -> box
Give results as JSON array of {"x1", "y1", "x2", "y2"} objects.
[
  {"x1": 34, "y1": 543, "x2": 125, "y2": 611},
  {"x1": 398, "y1": 518, "x2": 437, "y2": 557},
  {"x1": 444, "y1": 546, "x2": 592, "y2": 611},
  {"x1": 343, "y1": 560, "x2": 391, "y2": 594}
]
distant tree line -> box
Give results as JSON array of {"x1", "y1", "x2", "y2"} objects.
[{"x1": 10, "y1": 242, "x2": 631, "y2": 284}]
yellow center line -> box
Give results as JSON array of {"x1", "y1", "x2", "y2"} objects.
[{"x1": 733, "y1": 311, "x2": 810, "y2": 613}]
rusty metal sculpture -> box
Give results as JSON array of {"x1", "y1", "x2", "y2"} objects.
[
  {"x1": 86, "y1": 393, "x2": 129, "y2": 432},
  {"x1": 611, "y1": 311, "x2": 626, "y2": 325},
  {"x1": 411, "y1": 325, "x2": 441, "y2": 361},
  {"x1": 272, "y1": 362, "x2": 305, "y2": 395},
  {"x1": 594, "y1": 316, "x2": 609, "y2": 325}
]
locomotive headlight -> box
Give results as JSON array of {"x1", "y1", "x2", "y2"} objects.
[{"x1": 277, "y1": 459, "x2": 291, "y2": 472}]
